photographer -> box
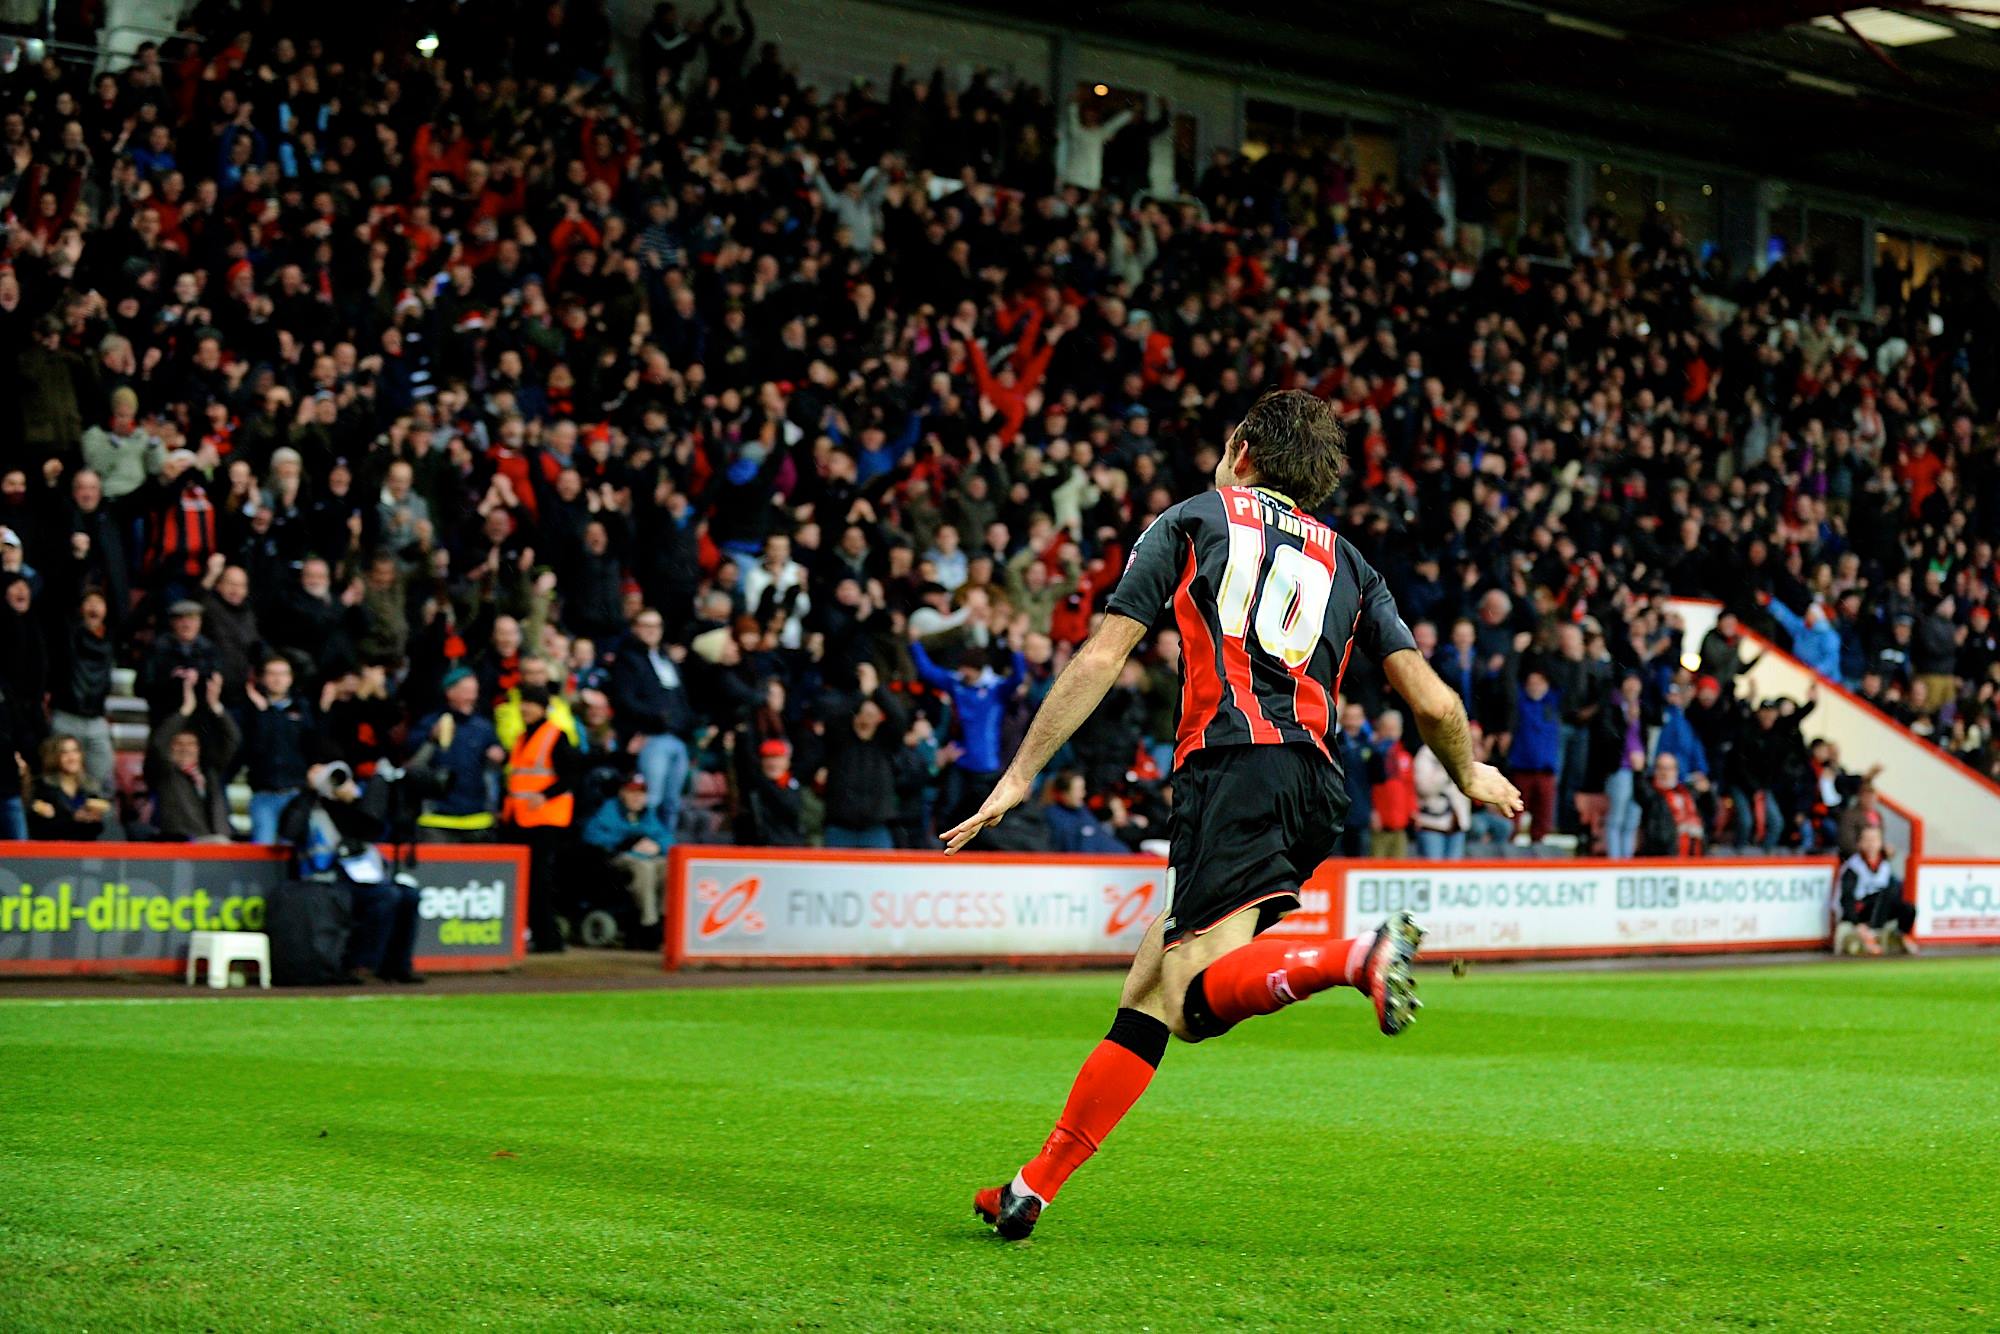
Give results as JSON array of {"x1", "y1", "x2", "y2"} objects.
[{"x1": 277, "y1": 747, "x2": 423, "y2": 984}]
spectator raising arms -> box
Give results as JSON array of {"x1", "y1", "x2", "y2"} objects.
[{"x1": 145, "y1": 673, "x2": 239, "y2": 843}]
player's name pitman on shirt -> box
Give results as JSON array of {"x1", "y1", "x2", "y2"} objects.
[{"x1": 1106, "y1": 485, "x2": 1417, "y2": 770}]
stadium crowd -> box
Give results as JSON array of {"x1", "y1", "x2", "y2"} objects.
[{"x1": 1, "y1": 0, "x2": 1995, "y2": 944}]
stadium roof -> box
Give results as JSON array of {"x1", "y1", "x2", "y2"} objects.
[{"x1": 972, "y1": 0, "x2": 2000, "y2": 230}]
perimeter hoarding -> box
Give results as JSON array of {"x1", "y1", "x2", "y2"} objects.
[
  {"x1": 0, "y1": 841, "x2": 529, "y2": 975},
  {"x1": 667, "y1": 846, "x2": 1163, "y2": 966},
  {"x1": 666, "y1": 848, "x2": 1845, "y2": 968},
  {"x1": 1913, "y1": 861, "x2": 2000, "y2": 944}
]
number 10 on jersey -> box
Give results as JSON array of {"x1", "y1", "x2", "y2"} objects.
[{"x1": 1216, "y1": 522, "x2": 1332, "y2": 668}]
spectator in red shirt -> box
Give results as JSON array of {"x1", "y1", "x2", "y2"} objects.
[{"x1": 1369, "y1": 710, "x2": 1417, "y2": 859}]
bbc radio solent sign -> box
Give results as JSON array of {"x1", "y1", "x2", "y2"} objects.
[
  {"x1": 667, "y1": 847, "x2": 1161, "y2": 965},
  {"x1": 1340, "y1": 860, "x2": 1835, "y2": 955}
]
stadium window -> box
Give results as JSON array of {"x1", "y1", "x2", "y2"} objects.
[
  {"x1": 1878, "y1": 229, "x2": 1983, "y2": 304},
  {"x1": 1660, "y1": 175, "x2": 1721, "y2": 255},
  {"x1": 1593, "y1": 164, "x2": 1650, "y2": 245},
  {"x1": 1077, "y1": 82, "x2": 1195, "y2": 194},
  {"x1": 1241, "y1": 99, "x2": 1396, "y2": 211},
  {"x1": 1805, "y1": 207, "x2": 1864, "y2": 292},
  {"x1": 1875, "y1": 229, "x2": 1908, "y2": 306},
  {"x1": 1765, "y1": 198, "x2": 1803, "y2": 273},
  {"x1": 1449, "y1": 142, "x2": 1522, "y2": 252},
  {"x1": 1520, "y1": 154, "x2": 1572, "y2": 257},
  {"x1": 1243, "y1": 97, "x2": 1298, "y2": 158},
  {"x1": 1346, "y1": 121, "x2": 1399, "y2": 205},
  {"x1": 1875, "y1": 228, "x2": 1945, "y2": 307}
]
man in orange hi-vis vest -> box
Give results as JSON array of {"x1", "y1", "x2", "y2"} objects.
[{"x1": 503, "y1": 685, "x2": 582, "y2": 953}]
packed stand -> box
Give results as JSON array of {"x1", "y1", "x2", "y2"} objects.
[{"x1": 0, "y1": 0, "x2": 1992, "y2": 941}]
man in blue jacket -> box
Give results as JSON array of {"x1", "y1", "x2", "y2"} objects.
[
  {"x1": 1510, "y1": 666, "x2": 1563, "y2": 841},
  {"x1": 584, "y1": 775, "x2": 675, "y2": 942},
  {"x1": 1762, "y1": 593, "x2": 1842, "y2": 680},
  {"x1": 1832, "y1": 590, "x2": 1869, "y2": 685},
  {"x1": 1654, "y1": 679, "x2": 1710, "y2": 782},
  {"x1": 1044, "y1": 771, "x2": 1133, "y2": 854},
  {"x1": 1334, "y1": 701, "x2": 1376, "y2": 857},
  {"x1": 910, "y1": 632, "x2": 1024, "y2": 830},
  {"x1": 409, "y1": 668, "x2": 503, "y2": 841}
]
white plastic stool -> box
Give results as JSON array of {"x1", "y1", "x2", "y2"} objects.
[{"x1": 185, "y1": 931, "x2": 272, "y2": 989}]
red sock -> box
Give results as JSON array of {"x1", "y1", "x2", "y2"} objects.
[
  {"x1": 1201, "y1": 934, "x2": 1372, "y2": 1028},
  {"x1": 1019, "y1": 1009, "x2": 1167, "y2": 1201}
]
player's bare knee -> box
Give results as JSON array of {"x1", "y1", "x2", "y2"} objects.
[{"x1": 1161, "y1": 989, "x2": 1202, "y2": 1042}]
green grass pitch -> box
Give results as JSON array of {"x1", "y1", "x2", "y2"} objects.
[{"x1": 3, "y1": 959, "x2": 1997, "y2": 1330}]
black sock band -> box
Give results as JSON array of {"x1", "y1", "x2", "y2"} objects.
[
  {"x1": 1178, "y1": 970, "x2": 1234, "y2": 1043},
  {"x1": 1105, "y1": 1007, "x2": 1170, "y2": 1067}
]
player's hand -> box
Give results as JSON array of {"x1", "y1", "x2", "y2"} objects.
[
  {"x1": 940, "y1": 773, "x2": 1030, "y2": 854},
  {"x1": 1460, "y1": 762, "x2": 1524, "y2": 818}
]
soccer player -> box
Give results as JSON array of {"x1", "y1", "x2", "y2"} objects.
[{"x1": 946, "y1": 390, "x2": 1524, "y2": 1240}]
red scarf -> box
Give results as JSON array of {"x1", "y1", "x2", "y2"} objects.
[{"x1": 1658, "y1": 781, "x2": 1703, "y2": 856}]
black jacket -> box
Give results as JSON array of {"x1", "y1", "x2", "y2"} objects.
[
  {"x1": 1636, "y1": 780, "x2": 1702, "y2": 856},
  {"x1": 607, "y1": 644, "x2": 694, "y2": 738},
  {"x1": 0, "y1": 681, "x2": 16, "y2": 776},
  {"x1": 1587, "y1": 693, "x2": 1659, "y2": 790},
  {"x1": 278, "y1": 780, "x2": 390, "y2": 864},
  {"x1": 49, "y1": 621, "x2": 114, "y2": 717},
  {"x1": 0, "y1": 600, "x2": 48, "y2": 751},
  {"x1": 141, "y1": 632, "x2": 222, "y2": 721},
  {"x1": 569, "y1": 548, "x2": 627, "y2": 640},
  {"x1": 240, "y1": 695, "x2": 317, "y2": 791},
  {"x1": 733, "y1": 736, "x2": 804, "y2": 847},
  {"x1": 202, "y1": 591, "x2": 264, "y2": 689},
  {"x1": 819, "y1": 689, "x2": 907, "y2": 828},
  {"x1": 26, "y1": 777, "x2": 108, "y2": 841},
  {"x1": 1071, "y1": 684, "x2": 1144, "y2": 791},
  {"x1": 268, "y1": 586, "x2": 359, "y2": 678},
  {"x1": 46, "y1": 500, "x2": 129, "y2": 624}
]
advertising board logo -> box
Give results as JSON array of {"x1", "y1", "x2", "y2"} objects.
[
  {"x1": 1353, "y1": 875, "x2": 1432, "y2": 915},
  {"x1": 1615, "y1": 874, "x2": 1681, "y2": 910},
  {"x1": 697, "y1": 877, "x2": 766, "y2": 938},
  {"x1": 1931, "y1": 878, "x2": 1999, "y2": 911},
  {"x1": 1102, "y1": 881, "x2": 1157, "y2": 936},
  {"x1": 418, "y1": 877, "x2": 509, "y2": 946}
]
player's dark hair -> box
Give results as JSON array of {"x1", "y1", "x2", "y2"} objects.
[{"x1": 1230, "y1": 389, "x2": 1347, "y2": 508}]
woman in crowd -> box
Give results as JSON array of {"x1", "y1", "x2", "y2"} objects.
[{"x1": 26, "y1": 734, "x2": 113, "y2": 841}]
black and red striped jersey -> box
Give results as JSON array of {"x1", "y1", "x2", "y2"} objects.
[{"x1": 1106, "y1": 485, "x2": 1417, "y2": 769}]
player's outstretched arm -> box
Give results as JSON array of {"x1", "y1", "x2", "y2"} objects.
[
  {"x1": 940, "y1": 613, "x2": 1149, "y2": 853},
  {"x1": 1382, "y1": 647, "x2": 1525, "y2": 818}
]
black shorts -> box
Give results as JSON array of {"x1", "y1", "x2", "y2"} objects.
[{"x1": 1162, "y1": 743, "x2": 1348, "y2": 950}]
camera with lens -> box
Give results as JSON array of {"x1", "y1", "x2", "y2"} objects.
[
  {"x1": 373, "y1": 760, "x2": 452, "y2": 802},
  {"x1": 309, "y1": 761, "x2": 355, "y2": 799}
]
